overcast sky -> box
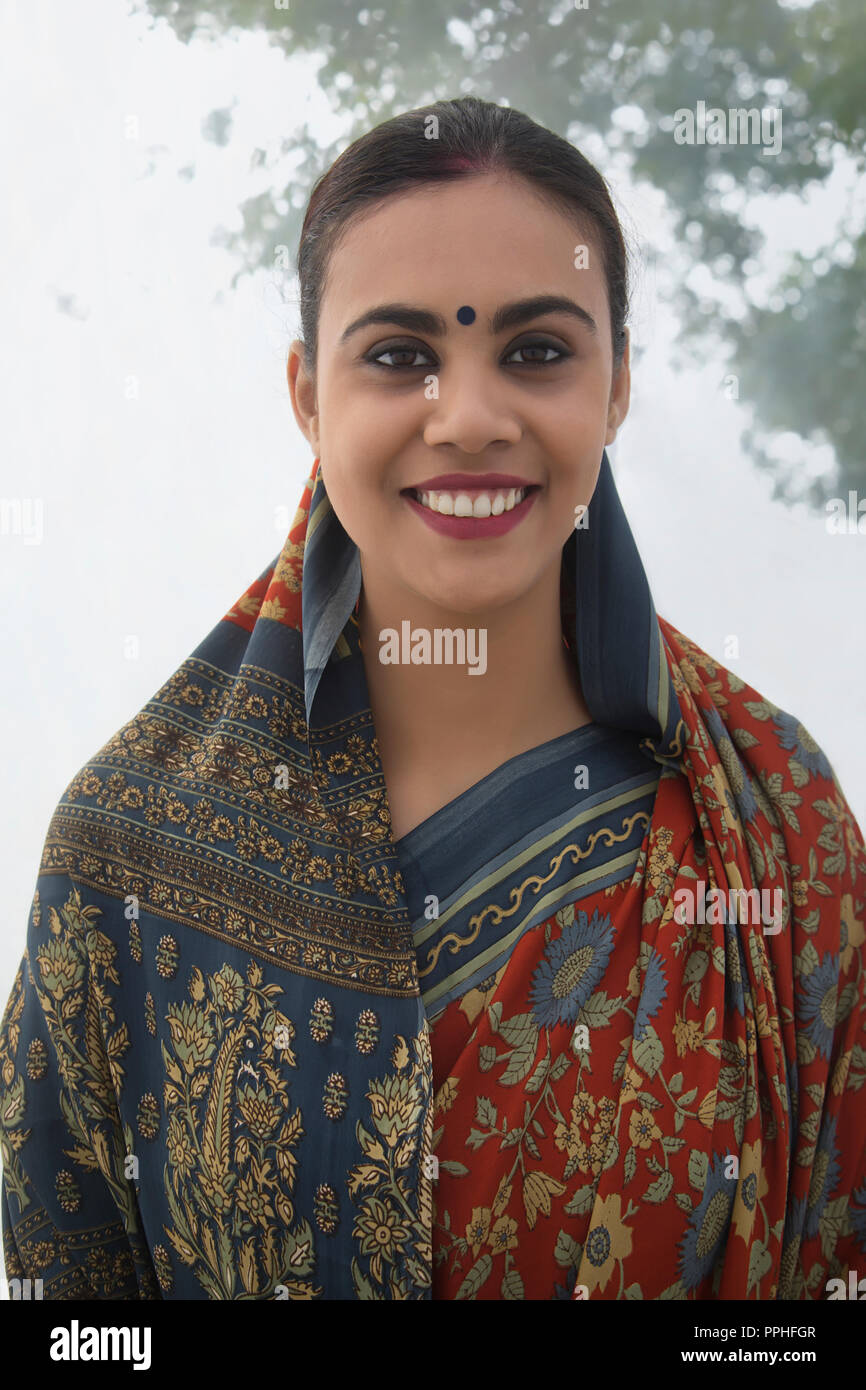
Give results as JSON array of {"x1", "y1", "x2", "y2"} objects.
[{"x1": 2, "y1": 0, "x2": 864, "y2": 999}]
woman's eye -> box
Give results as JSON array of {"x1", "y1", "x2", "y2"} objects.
[
  {"x1": 504, "y1": 340, "x2": 568, "y2": 365},
  {"x1": 367, "y1": 344, "x2": 433, "y2": 370}
]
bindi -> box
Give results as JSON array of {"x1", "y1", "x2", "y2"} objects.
[{"x1": 455, "y1": 305, "x2": 476, "y2": 325}]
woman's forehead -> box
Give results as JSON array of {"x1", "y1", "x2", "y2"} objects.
[{"x1": 319, "y1": 181, "x2": 607, "y2": 338}]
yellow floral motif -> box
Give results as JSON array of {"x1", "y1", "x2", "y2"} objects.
[
  {"x1": 488, "y1": 1215, "x2": 519, "y2": 1255},
  {"x1": 553, "y1": 1117, "x2": 584, "y2": 1160},
  {"x1": 368, "y1": 1075, "x2": 424, "y2": 1147},
  {"x1": 840, "y1": 894, "x2": 866, "y2": 974},
  {"x1": 673, "y1": 1011, "x2": 703, "y2": 1056},
  {"x1": 620, "y1": 1062, "x2": 645, "y2": 1106},
  {"x1": 831, "y1": 1050, "x2": 851, "y2": 1096},
  {"x1": 355, "y1": 1197, "x2": 412, "y2": 1281},
  {"x1": 457, "y1": 963, "x2": 509, "y2": 1025},
  {"x1": 647, "y1": 826, "x2": 677, "y2": 895},
  {"x1": 731, "y1": 1139, "x2": 770, "y2": 1243},
  {"x1": 0, "y1": 887, "x2": 158, "y2": 1295},
  {"x1": 698, "y1": 1088, "x2": 717, "y2": 1130},
  {"x1": 580, "y1": 1192, "x2": 634, "y2": 1296},
  {"x1": 466, "y1": 1205, "x2": 491, "y2": 1257},
  {"x1": 587, "y1": 1128, "x2": 610, "y2": 1175},
  {"x1": 571, "y1": 1088, "x2": 596, "y2": 1126},
  {"x1": 348, "y1": 1027, "x2": 432, "y2": 1299},
  {"x1": 434, "y1": 1075, "x2": 460, "y2": 1114},
  {"x1": 522, "y1": 1169, "x2": 567, "y2": 1230},
  {"x1": 629, "y1": 1106, "x2": 662, "y2": 1150},
  {"x1": 161, "y1": 958, "x2": 319, "y2": 1299}
]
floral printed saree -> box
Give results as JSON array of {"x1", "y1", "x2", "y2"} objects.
[{"x1": 1, "y1": 452, "x2": 864, "y2": 1300}]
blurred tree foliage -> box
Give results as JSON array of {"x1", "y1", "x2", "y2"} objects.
[{"x1": 138, "y1": 0, "x2": 865, "y2": 507}]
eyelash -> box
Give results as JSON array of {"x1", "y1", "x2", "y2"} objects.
[{"x1": 363, "y1": 337, "x2": 573, "y2": 372}]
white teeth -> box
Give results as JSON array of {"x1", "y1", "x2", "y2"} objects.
[{"x1": 416, "y1": 487, "x2": 528, "y2": 517}]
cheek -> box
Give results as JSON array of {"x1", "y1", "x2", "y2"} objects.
[{"x1": 320, "y1": 465, "x2": 393, "y2": 551}]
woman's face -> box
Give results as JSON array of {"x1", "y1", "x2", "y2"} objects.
[{"x1": 288, "y1": 171, "x2": 630, "y2": 617}]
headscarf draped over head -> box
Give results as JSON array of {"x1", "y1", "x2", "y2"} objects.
[{"x1": 1, "y1": 452, "x2": 864, "y2": 1301}]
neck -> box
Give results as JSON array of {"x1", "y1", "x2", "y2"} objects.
[{"x1": 356, "y1": 559, "x2": 591, "y2": 767}]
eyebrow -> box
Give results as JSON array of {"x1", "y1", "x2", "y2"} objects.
[{"x1": 339, "y1": 294, "x2": 598, "y2": 345}]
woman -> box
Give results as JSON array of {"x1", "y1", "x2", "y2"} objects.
[{"x1": 1, "y1": 96, "x2": 864, "y2": 1302}]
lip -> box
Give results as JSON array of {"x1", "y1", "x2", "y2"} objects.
[
  {"x1": 402, "y1": 485, "x2": 540, "y2": 539},
  {"x1": 402, "y1": 472, "x2": 537, "y2": 492}
]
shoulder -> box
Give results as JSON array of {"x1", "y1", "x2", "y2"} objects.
[{"x1": 659, "y1": 615, "x2": 839, "y2": 786}]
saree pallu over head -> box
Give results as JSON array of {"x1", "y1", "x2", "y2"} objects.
[{"x1": 1, "y1": 452, "x2": 864, "y2": 1301}]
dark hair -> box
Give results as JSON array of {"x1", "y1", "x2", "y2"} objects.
[{"x1": 296, "y1": 95, "x2": 629, "y2": 373}]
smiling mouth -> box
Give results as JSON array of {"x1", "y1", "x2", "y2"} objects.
[{"x1": 401, "y1": 484, "x2": 541, "y2": 518}]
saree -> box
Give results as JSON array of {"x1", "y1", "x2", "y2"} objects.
[{"x1": 1, "y1": 451, "x2": 864, "y2": 1300}]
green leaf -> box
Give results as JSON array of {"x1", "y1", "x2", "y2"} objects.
[
  {"x1": 564, "y1": 1183, "x2": 595, "y2": 1216},
  {"x1": 683, "y1": 951, "x2": 709, "y2": 985},
  {"x1": 577, "y1": 990, "x2": 619, "y2": 1029},
  {"x1": 497, "y1": 1011, "x2": 537, "y2": 1048},
  {"x1": 744, "y1": 700, "x2": 775, "y2": 722},
  {"x1": 732, "y1": 727, "x2": 760, "y2": 749},
  {"x1": 478, "y1": 1044, "x2": 497, "y2": 1072},
  {"x1": 499, "y1": 1038, "x2": 537, "y2": 1086},
  {"x1": 501, "y1": 1268, "x2": 525, "y2": 1300},
  {"x1": 818, "y1": 1194, "x2": 850, "y2": 1263},
  {"x1": 637, "y1": 1091, "x2": 664, "y2": 1110},
  {"x1": 455, "y1": 1253, "x2": 493, "y2": 1300},
  {"x1": 554, "y1": 1228, "x2": 581, "y2": 1268},
  {"x1": 623, "y1": 1145, "x2": 637, "y2": 1186},
  {"x1": 475, "y1": 1095, "x2": 497, "y2": 1129},
  {"x1": 643, "y1": 1170, "x2": 674, "y2": 1204},
  {"x1": 688, "y1": 1148, "x2": 709, "y2": 1192},
  {"x1": 804, "y1": 1261, "x2": 826, "y2": 1292},
  {"x1": 631, "y1": 1024, "x2": 664, "y2": 1079},
  {"x1": 549, "y1": 1052, "x2": 572, "y2": 1081},
  {"x1": 747, "y1": 1238, "x2": 773, "y2": 1294},
  {"x1": 524, "y1": 1056, "x2": 550, "y2": 1093},
  {"x1": 438, "y1": 1160, "x2": 469, "y2": 1176},
  {"x1": 669, "y1": 1071, "x2": 683, "y2": 1094},
  {"x1": 466, "y1": 1127, "x2": 493, "y2": 1151}
]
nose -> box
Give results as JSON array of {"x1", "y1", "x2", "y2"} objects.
[{"x1": 421, "y1": 362, "x2": 523, "y2": 454}]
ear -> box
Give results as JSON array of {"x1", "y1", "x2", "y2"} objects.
[
  {"x1": 286, "y1": 339, "x2": 320, "y2": 453},
  {"x1": 605, "y1": 329, "x2": 631, "y2": 445}
]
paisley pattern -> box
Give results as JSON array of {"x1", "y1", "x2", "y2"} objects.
[{"x1": 1, "y1": 452, "x2": 864, "y2": 1299}]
